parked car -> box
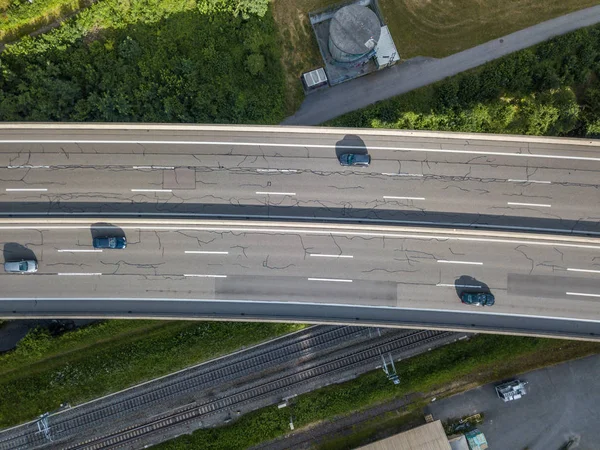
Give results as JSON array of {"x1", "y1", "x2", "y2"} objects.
[
  {"x1": 4, "y1": 260, "x2": 38, "y2": 273},
  {"x1": 461, "y1": 291, "x2": 495, "y2": 306},
  {"x1": 93, "y1": 236, "x2": 127, "y2": 249},
  {"x1": 338, "y1": 153, "x2": 371, "y2": 167}
]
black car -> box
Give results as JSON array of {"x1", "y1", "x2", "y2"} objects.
[
  {"x1": 93, "y1": 236, "x2": 127, "y2": 249},
  {"x1": 461, "y1": 291, "x2": 495, "y2": 306},
  {"x1": 338, "y1": 153, "x2": 371, "y2": 167}
]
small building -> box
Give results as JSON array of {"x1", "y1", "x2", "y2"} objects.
[
  {"x1": 465, "y1": 429, "x2": 489, "y2": 450},
  {"x1": 301, "y1": 67, "x2": 328, "y2": 93},
  {"x1": 375, "y1": 25, "x2": 400, "y2": 69},
  {"x1": 495, "y1": 379, "x2": 528, "y2": 402}
]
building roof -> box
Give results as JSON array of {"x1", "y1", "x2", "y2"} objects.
[
  {"x1": 357, "y1": 420, "x2": 452, "y2": 450},
  {"x1": 329, "y1": 5, "x2": 381, "y2": 56}
]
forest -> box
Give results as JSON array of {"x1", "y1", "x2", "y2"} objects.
[
  {"x1": 0, "y1": 0, "x2": 285, "y2": 123},
  {"x1": 330, "y1": 24, "x2": 600, "y2": 138}
]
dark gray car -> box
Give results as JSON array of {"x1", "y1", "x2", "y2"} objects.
[{"x1": 339, "y1": 153, "x2": 371, "y2": 167}]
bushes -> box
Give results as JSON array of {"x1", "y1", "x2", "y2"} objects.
[
  {"x1": 330, "y1": 24, "x2": 600, "y2": 137},
  {"x1": 0, "y1": 1, "x2": 286, "y2": 124}
]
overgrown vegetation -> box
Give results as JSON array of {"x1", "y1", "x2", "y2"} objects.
[
  {"x1": 0, "y1": 320, "x2": 304, "y2": 426},
  {"x1": 0, "y1": 0, "x2": 285, "y2": 123},
  {"x1": 154, "y1": 335, "x2": 600, "y2": 449},
  {"x1": 329, "y1": 24, "x2": 600, "y2": 137}
]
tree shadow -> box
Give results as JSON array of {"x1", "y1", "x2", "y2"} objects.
[
  {"x1": 90, "y1": 223, "x2": 125, "y2": 240},
  {"x1": 454, "y1": 275, "x2": 490, "y2": 299},
  {"x1": 335, "y1": 134, "x2": 368, "y2": 159},
  {"x1": 3, "y1": 243, "x2": 36, "y2": 263}
]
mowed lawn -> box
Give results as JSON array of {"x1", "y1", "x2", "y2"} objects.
[{"x1": 272, "y1": 0, "x2": 598, "y2": 114}]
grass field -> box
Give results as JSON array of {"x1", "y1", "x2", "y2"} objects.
[
  {"x1": 272, "y1": 0, "x2": 597, "y2": 115},
  {"x1": 0, "y1": 320, "x2": 304, "y2": 427},
  {"x1": 154, "y1": 335, "x2": 600, "y2": 450}
]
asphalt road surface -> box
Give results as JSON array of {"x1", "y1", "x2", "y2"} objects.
[
  {"x1": 0, "y1": 125, "x2": 599, "y2": 236},
  {"x1": 0, "y1": 124, "x2": 599, "y2": 338},
  {"x1": 426, "y1": 354, "x2": 600, "y2": 450},
  {"x1": 1, "y1": 219, "x2": 600, "y2": 339}
]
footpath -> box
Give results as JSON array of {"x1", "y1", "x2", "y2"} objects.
[{"x1": 282, "y1": 5, "x2": 600, "y2": 126}]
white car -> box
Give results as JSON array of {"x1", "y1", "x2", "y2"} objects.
[{"x1": 4, "y1": 260, "x2": 38, "y2": 273}]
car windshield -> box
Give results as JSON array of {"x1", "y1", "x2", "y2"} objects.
[
  {"x1": 19, "y1": 262, "x2": 27, "y2": 270},
  {"x1": 347, "y1": 154, "x2": 355, "y2": 164}
]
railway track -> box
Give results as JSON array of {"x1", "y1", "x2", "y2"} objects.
[
  {"x1": 66, "y1": 329, "x2": 457, "y2": 450},
  {"x1": 0, "y1": 325, "x2": 375, "y2": 450}
]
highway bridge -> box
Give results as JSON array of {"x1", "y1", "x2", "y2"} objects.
[{"x1": 1, "y1": 123, "x2": 599, "y2": 340}]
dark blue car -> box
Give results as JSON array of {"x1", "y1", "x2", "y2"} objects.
[
  {"x1": 461, "y1": 292, "x2": 495, "y2": 306},
  {"x1": 338, "y1": 153, "x2": 371, "y2": 167},
  {"x1": 93, "y1": 236, "x2": 127, "y2": 249}
]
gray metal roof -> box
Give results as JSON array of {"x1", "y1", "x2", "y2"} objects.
[{"x1": 329, "y1": 5, "x2": 381, "y2": 56}]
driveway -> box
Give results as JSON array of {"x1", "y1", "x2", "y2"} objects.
[
  {"x1": 426, "y1": 355, "x2": 600, "y2": 450},
  {"x1": 282, "y1": 5, "x2": 600, "y2": 126}
]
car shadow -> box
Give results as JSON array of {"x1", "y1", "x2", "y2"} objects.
[
  {"x1": 90, "y1": 223, "x2": 125, "y2": 240},
  {"x1": 3, "y1": 243, "x2": 36, "y2": 263},
  {"x1": 335, "y1": 134, "x2": 368, "y2": 160},
  {"x1": 454, "y1": 275, "x2": 491, "y2": 299}
]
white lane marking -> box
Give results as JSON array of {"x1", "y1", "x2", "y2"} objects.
[
  {"x1": 255, "y1": 191, "x2": 296, "y2": 196},
  {"x1": 381, "y1": 173, "x2": 424, "y2": 177},
  {"x1": 185, "y1": 251, "x2": 229, "y2": 255},
  {"x1": 307, "y1": 277, "x2": 353, "y2": 283},
  {"x1": 437, "y1": 260, "x2": 483, "y2": 265},
  {"x1": 58, "y1": 273, "x2": 102, "y2": 276},
  {"x1": 5, "y1": 188, "x2": 48, "y2": 192},
  {"x1": 508, "y1": 179, "x2": 551, "y2": 184},
  {"x1": 57, "y1": 249, "x2": 103, "y2": 253},
  {"x1": 309, "y1": 254, "x2": 354, "y2": 259},
  {"x1": 7, "y1": 165, "x2": 50, "y2": 169},
  {"x1": 566, "y1": 292, "x2": 600, "y2": 298},
  {"x1": 2, "y1": 225, "x2": 600, "y2": 250},
  {"x1": 383, "y1": 196, "x2": 426, "y2": 200},
  {"x1": 132, "y1": 166, "x2": 175, "y2": 169},
  {"x1": 3, "y1": 139, "x2": 600, "y2": 162},
  {"x1": 507, "y1": 201, "x2": 552, "y2": 208},
  {"x1": 130, "y1": 189, "x2": 173, "y2": 193},
  {"x1": 437, "y1": 283, "x2": 482, "y2": 288},
  {"x1": 567, "y1": 268, "x2": 600, "y2": 274},
  {"x1": 184, "y1": 274, "x2": 227, "y2": 278},
  {"x1": 256, "y1": 169, "x2": 298, "y2": 173}
]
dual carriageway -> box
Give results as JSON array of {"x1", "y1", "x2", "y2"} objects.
[{"x1": 0, "y1": 124, "x2": 599, "y2": 339}]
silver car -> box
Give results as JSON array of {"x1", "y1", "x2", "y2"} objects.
[{"x1": 4, "y1": 260, "x2": 38, "y2": 273}]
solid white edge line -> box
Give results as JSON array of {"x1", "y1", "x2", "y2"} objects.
[
  {"x1": 437, "y1": 260, "x2": 484, "y2": 265},
  {"x1": 436, "y1": 283, "x2": 482, "y2": 288},
  {"x1": 255, "y1": 191, "x2": 296, "y2": 196},
  {"x1": 1, "y1": 139, "x2": 599, "y2": 161},
  {"x1": 567, "y1": 268, "x2": 600, "y2": 274},
  {"x1": 307, "y1": 277, "x2": 353, "y2": 282},
  {"x1": 5, "y1": 296, "x2": 600, "y2": 324},
  {"x1": 0, "y1": 224, "x2": 599, "y2": 249},
  {"x1": 507, "y1": 202, "x2": 552, "y2": 208},
  {"x1": 57, "y1": 249, "x2": 103, "y2": 253},
  {"x1": 130, "y1": 189, "x2": 173, "y2": 193},
  {"x1": 309, "y1": 254, "x2": 354, "y2": 258},
  {"x1": 184, "y1": 274, "x2": 227, "y2": 278},
  {"x1": 57, "y1": 273, "x2": 102, "y2": 276},
  {"x1": 5, "y1": 188, "x2": 48, "y2": 192},
  {"x1": 184, "y1": 251, "x2": 229, "y2": 255},
  {"x1": 507, "y1": 179, "x2": 552, "y2": 184},
  {"x1": 566, "y1": 292, "x2": 600, "y2": 298},
  {"x1": 383, "y1": 196, "x2": 426, "y2": 200}
]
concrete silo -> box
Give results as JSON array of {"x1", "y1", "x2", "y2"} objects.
[{"x1": 328, "y1": 5, "x2": 381, "y2": 64}]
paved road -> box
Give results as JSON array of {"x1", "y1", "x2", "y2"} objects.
[
  {"x1": 2, "y1": 218, "x2": 600, "y2": 339},
  {"x1": 1, "y1": 125, "x2": 600, "y2": 235},
  {"x1": 427, "y1": 354, "x2": 600, "y2": 450},
  {"x1": 283, "y1": 5, "x2": 600, "y2": 125}
]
